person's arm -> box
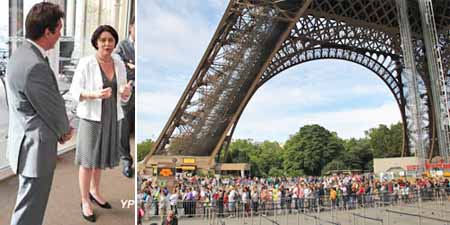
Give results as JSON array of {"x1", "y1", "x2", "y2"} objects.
[
  {"x1": 25, "y1": 63, "x2": 70, "y2": 139},
  {"x1": 115, "y1": 41, "x2": 133, "y2": 70},
  {"x1": 70, "y1": 58, "x2": 111, "y2": 101},
  {"x1": 117, "y1": 59, "x2": 131, "y2": 102}
]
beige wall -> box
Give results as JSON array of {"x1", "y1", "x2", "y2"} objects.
[
  {"x1": 145, "y1": 156, "x2": 213, "y2": 170},
  {"x1": 373, "y1": 157, "x2": 417, "y2": 174}
]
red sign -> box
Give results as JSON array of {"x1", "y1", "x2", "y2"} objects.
[
  {"x1": 159, "y1": 168, "x2": 173, "y2": 177},
  {"x1": 406, "y1": 162, "x2": 450, "y2": 171}
]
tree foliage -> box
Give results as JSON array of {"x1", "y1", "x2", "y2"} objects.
[
  {"x1": 321, "y1": 159, "x2": 346, "y2": 175},
  {"x1": 221, "y1": 139, "x2": 283, "y2": 177},
  {"x1": 342, "y1": 138, "x2": 373, "y2": 170},
  {"x1": 365, "y1": 122, "x2": 403, "y2": 158},
  {"x1": 216, "y1": 122, "x2": 402, "y2": 177},
  {"x1": 137, "y1": 139, "x2": 154, "y2": 161},
  {"x1": 283, "y1": 124, "x2": 345, "y2": 176}
]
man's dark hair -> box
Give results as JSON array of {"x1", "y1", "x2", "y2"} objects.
[
  {"x1": 91, "y1": 25, "x2": 119, "y2": 50},
  {"x1": 25, "y1": 2, "x2": 64, "y2": 40},
  {"x1": 130, "y1": 16, "x2": 135, "y2": 26}
]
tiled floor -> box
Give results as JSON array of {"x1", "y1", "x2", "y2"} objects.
[{"x1": 0, "y1": 138, "x2": 135, "y2": 225}]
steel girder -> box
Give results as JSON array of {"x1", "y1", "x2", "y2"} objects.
[
  {"x1": 145, "y1": 0, "x2": 450, "y2": 168},
  {"x1": 146, "y1": 0, "x2": 313, "y2": 160}
]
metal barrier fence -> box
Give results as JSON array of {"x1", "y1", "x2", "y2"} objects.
[
  {"x1": 141, "y1": 187, "x2": 450, "y2": 225},
  {"x1": 352, "y1": 212, "x2": 383, "y2": 225},
  {"x1": 386, "y1": 209, "x2": 450, "y2": 225}
]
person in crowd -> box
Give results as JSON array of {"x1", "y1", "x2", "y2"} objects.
[
  {"x1": 70, "y1": 25, "x2": 131, "y2": 222},
  {"x1": 216, "y1": 189, "x2": 225, "y2": 217},
  {"x1": 228, "y1": 187, "x2": 237, "y2": 217},
  {"x1": 251, "y1": 186, "x2": 259, "y2": 214},
  {"x1": 137, "y1": 173, "x2": 450, "y2": 222},
  {"x1": 6, "y1": 3, "x2": 73, "y2": 225},
  {"x1": 159, "y1": 189, "x2": 169, "y2": 222},
  {"x1": 115, "y1": 16, "x2": 135, "y2": 178},
  {"x1": 330, "y1": 187, "x2": 337, "y2": 209},
  {"x1": 169, "y1": 188, "x2": 179, "y2": 215},
  {"x1": 161, "y1": 210, "x2": 178, "y2": 225},
  {"x1": 138, "y1": 202, "x2": 145, "y2": 225}
]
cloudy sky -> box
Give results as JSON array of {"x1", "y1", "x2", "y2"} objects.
[{"x1": 136, "y1": 0, "x2": 401, "y2": 143}]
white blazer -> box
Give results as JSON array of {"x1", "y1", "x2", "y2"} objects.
[{"x1": 70, "y1": 54, "x2": 128, "y2": 122}]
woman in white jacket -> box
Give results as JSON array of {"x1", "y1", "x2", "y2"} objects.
[{"x1": 70, "y1": 25, "x2": 131, "y2": 222}]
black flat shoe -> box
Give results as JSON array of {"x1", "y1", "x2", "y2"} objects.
[
  {"x1": 122, "y1": 165, "x2": 134, "y2": 178},
  {"x1": 81, "y1": 203, "x2": 96, "y2": 222},
  {"x1": 89, "y1": 193, "x2": 112, "y2": 209}
]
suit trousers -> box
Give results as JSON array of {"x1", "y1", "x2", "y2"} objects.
[
  {"x1": 10, "y1": 172, "x2": 54, "y2": 225},
  {"x1": 120, "y1": 88, "x2": 134, "y2": 165}
]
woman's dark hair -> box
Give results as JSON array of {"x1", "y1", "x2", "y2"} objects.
[
  {"x1": 90, "y1": 25, "x2": 119, "y2": 50},
  {"x1": 25, "y1": 2, "x2": 64, "y2": 40}
]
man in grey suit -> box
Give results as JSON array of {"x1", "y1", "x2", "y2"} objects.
[
  {"x1": 115, "y1": 17, "x2": 135, "y2": 178},
  {"x1": 5, "y1": 3, "x2": 73, "y2": 225}
]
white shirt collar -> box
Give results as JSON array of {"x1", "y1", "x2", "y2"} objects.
[{"x1": 27, "y1": 39, "x2": 47, "y2": 59}]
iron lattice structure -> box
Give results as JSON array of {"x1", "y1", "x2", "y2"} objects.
[{"x1": 144, "y1": 0, "x2": 450, "y2": 171}]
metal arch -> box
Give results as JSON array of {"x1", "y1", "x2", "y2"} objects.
[
  {"x1": 145, "y1": 0, "x2": 447, "y2": 169},
  {"x1": 145, "y1": 0, "x2": 314, "y2": 160},
  {"x1": 261, "y1": 13, "x2": 400, "y2": 83},
  {"x1": 221, "y1": 48, "x2": 411, "y2": 158},
  {"x1": 261, "y1": 48, "x2": 402, "y2": 106},
  {"x1": 441, "y1": 31, "x2": 450, "y2": 83}
]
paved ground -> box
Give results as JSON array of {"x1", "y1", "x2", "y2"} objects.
[
  {"x1": 0, "y1": 138, "x2": 135, "y2": 225},
  {"x1": 144, "y1": 200, "x2": 450, "y2": 225}
]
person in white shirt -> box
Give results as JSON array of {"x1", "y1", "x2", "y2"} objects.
[
  {"x1": 169, "y1": 188, "x2": 179, "y2": 215},
  {"x1": 228, "y1": 188, "x2": 237, "y2": 217}
]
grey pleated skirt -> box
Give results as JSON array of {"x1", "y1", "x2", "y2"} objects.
[{"x1": 75, "y1": 70, "x2": 121, "y2": 169}]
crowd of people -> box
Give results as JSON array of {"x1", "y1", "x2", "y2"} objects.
[{"x1": 137, "y1": 173, "x2": 450, "y2": 223}]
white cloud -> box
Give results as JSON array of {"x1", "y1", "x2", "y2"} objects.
[
  {"x1": 137, "y1": 92, "x2": 181, "y2": 116},
  {"x1": 235, "y1": 102, "x2": 401, "y2": 142},
  {"x1": 206, "y1": 0, "x2": 228, "y2": 11},
  {"x1": 246, "y1": 86, "x2": 330, "y2": 114},
  {"x1": 136, "y1": 91, "x2": 183, "y2": 142},
  {"x1": 136, "y1": 2, "x2": 402, "y2": 145},
  {"x1": 351, "y1": 84, "x2": 387, "y2": 95},
  {"x1": 136, "y1": 121, "x2": 164, "y2": 143},
  {"x1": 137, "y1": 1, "x2": 215, "y2": 68}
]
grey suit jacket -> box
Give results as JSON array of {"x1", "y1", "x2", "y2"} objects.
[
  {"x1": 115, "y1": 39, "x2": 135, "y2": 81},
  {"x1": 5, "y1": 41, "x2": 70, "y2": 178}
]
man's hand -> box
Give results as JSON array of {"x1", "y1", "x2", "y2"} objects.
[
  {"x1": 58, "y1": 126, "x2": 75, "y2": 144},
  {"x1": 126, "y1": 62, "x2": 135, "y2": 70},
  {"x1": 119, "y1": 81, "x2": 133, "y2": 100}
]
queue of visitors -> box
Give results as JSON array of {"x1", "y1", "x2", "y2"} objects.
[{"x1": 137, "y1": 173, "x2": 450, "y2": 222}]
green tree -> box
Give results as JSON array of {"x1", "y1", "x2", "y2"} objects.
[
  {"x1": 252, "y1": 141, "x2": 284, "y2": 177},
  {"x1": 283, "y1": 124, "x2": 344, "y2": 176},
  {"x1": 223, "y1": 139, "x2": 255, "y2": 163},
  {"x1": 321, "y1": 159, "x2": 347, "y2": 175},
  {"x1": 342, "y1": 138, "x2": 373, "y2": 171},
  {"x1": 365, "y1": 122, "x2": 403, "y2": 158},
  {"x1": 137, "y1": 139, "x2": 154, "y2": 161},
  {"x1": 221, "y1": 139, "x2": 284, "y2": 177}
]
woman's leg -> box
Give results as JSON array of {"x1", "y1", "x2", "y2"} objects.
[
  {"x1": 79, "y1": 166, "x2": 94, "y2": 215},
  {"x1": 90, "y1": 168, "x2": 107, "y2": 203}
]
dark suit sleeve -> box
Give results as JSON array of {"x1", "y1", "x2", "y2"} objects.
[
  {"x1": 115, "y1": 41, "x2": 127, "y2": 62},
  {"x1": 25, "y1": 63, "x2": 70, "y2": 138},
  {"x1": 115, "y1": 41, "x2": 135, "y2": 81}
]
